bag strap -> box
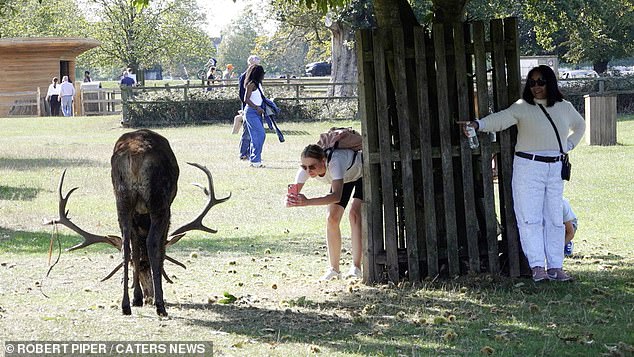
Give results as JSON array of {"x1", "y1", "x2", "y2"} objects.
[
  {"x1": 537, "y1": 104, "x2": 565, "y2": 155},
  {"x1": 257, "y1": 86, "x2": 267, "y2": 101},
  {"x1": 326, "y1": 147, "x2": 357, "y2": 171}
]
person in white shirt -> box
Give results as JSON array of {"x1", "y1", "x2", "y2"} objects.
[
  {"x1": 286, "y1": 144, "x2": 364, "y2": 281},
  {"x1": 59, "y1": 76, "x2": 75, "y2": 117},
  {"x1": 461, "y1": 65, "x2": 585, "y2": 282},
  {"x1": 45, "y1": 77, "x2": 61, "y2": 116}
]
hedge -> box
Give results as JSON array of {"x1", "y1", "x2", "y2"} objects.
[{"x1": 123, "y1": 86, "x2": 358, "y2": 128}]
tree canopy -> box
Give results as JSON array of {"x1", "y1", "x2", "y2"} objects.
[
  {"x1": 84, "y1": 0, "x2": 214, "y2": 77},
  {"x1": 0, "y1": 0, "x2": 88, "y2": 38},
  {"x1": 524, "y1": 0, "x2": 634, "y2": 73}
]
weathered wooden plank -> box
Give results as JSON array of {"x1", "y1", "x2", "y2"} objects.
[
  {"x1": 373, "y1": 28, "x2": 399, "y2": 283},
  {"x1": 391, "y1": 27, "x2": 420, "y2": 282},
  {"x1": 433, "y1": 23, "x2": 460, "y2": 276},
  {"x1": 504, "y1": 17, "x2": 522, "y2": 101},
  {"x1": 356, "y1": 30, "x2": 384, "y2": 284},
  {"x1": 472, "y1": 21, "x2": 499, "y2": 274},
  {"x1": 413, "y1": 26, "x2": 436, "y2": 278},
  {"x1": 504, "y1": 17, "x2": 528, "y2": 276},
  {"x1": 453, "y1": 22, "x2": 480, "y2": 273},
  {"x1": 491, "y1": 18, "x2": 520, "y2": 277}
]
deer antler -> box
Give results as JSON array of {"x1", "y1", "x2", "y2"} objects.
[
  {"x1": 44, "y1": 169, "x2": 122, "y2": 251},
  {"x1": 166, "y1": 163, "x2": 231, "y2": 247}
]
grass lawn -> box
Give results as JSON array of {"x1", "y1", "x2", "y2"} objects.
[{"x1": 0, "y1": 115, "x2": 632, "y2": 356}]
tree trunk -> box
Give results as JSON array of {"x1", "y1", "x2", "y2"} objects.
[
  {"x1": 373, "y1": 0, "x2": 402, "y2": 28},
  {"x1": 593, "y1": 60, "x2": 608, "y2": 75},
  {"x1": 328, "y1": 21, "x2": 357, "y2": 96},
  {"x1": 431, "y1": 0, "x2": 468, "y2": 23}
]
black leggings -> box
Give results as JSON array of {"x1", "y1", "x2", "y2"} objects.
[{"x1": 49, "y1": 95, "x2": 60, "y2": 116}]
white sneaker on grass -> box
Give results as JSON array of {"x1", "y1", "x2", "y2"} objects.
[
  {"x1": 344, "y1": 266, "x2": 362, "y2": 279},
  {"x1": 320, "y1": 267, "x2": 341, "y2": 281}
]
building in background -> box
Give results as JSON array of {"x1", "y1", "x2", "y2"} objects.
[{"x1": 0, "y1": 37, "x2": 99, "y2": 117}]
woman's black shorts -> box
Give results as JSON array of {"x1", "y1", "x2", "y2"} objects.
[{"x1": 334, "y1": 178, "x2": 363, "y2": 208}]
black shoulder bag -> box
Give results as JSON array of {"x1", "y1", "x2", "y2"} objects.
[{"x1": 538, "y1": 104, "x2": 571, "y2": 181}]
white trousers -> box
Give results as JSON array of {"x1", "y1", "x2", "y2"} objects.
[{"x1": 512, "y1": 156, "x2": 564, "y2": 269}]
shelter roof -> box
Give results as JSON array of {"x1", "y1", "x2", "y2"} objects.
[{"x1": 0, "y1": 37, "x2": 100, "y2": 56}]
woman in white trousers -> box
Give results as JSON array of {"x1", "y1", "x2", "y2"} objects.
[{"x1": 461, "y1": 65, "x2": 585, "y2": 282}]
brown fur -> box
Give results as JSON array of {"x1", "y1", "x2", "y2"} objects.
[{"x1": 111, "y1": 129, "x2": 179, "y2": 316}]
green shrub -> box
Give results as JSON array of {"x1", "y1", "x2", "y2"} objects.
[{"x1": 123, "y1": 85, "x2": 358, "y2": 128}]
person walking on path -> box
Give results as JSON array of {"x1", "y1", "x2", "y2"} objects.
[
  {"x1": 460, "y1": 65, "x2": 585, "y2": 282},
  {"x1": 59, "y1": 76, "x2": 75, "y2": 117},
  {"x1": 45, "y1": 77, "x2": 61, "y2": 116},
  {"x1": 242, "y1": 64, "x2": 267, "y2": 167},
  {"x1": 238, "y1": 55, "x2": 261, "y2": 160}
]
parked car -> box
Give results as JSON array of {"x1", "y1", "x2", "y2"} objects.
[
  {"x1": 559, "y1": 69, "x2": 599, "y2": 79},
  {"x1": 305, "y1": 61, "x2": 331, "y2": 77}
]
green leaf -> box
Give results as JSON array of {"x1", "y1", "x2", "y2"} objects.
[{"x1": 218, "y1": 291, "x2": 237, "y2": 304}]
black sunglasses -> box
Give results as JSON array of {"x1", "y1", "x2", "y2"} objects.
[{"x1": 528, "y1": 78, "x2": 547, "y2": 87}]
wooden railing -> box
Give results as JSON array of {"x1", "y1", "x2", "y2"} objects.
[
  {"x1": 0, "y1": 89, "x2": 41, "y2": 117},
  {"x1": 79, "y1": 87, "x2": 122, "y2": 116}
]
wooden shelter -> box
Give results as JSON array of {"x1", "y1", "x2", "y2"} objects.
[
  {"x1": 357, "y1": 18, "x2": 528, "y2": 283},
  {"x1": 0, "y1": 37, "x2": 99, "y2": 117}
]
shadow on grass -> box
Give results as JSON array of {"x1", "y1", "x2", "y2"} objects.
[
  {"x1": 0, "y1": 185, "x2": 40, "y2": 200},
  {"x1": 0, "y1": 227, "x2": 318, "y2": 257},
  {"x1": 171, "y1": 266, "x2": 634, "y2": 355},
  {"x1": 0, "y1": 227, "x2": 82, "y2": 254},
  {"x1": 0, "y1": 158, "x2": 107, "y2": 171}
]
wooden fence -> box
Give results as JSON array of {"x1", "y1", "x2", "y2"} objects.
[
  {"x1": 0, "y1": 89, "x2": 41, "y2": 117},
  {"x1": 79, "y1": 87, "x2": 122, "y2": 116},
  {"x1": 357, "y1": 18, "x2": 526, "y2": 283}
]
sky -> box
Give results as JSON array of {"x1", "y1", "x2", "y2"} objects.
[{"x1": 197, "y1": 0, "x2": 274, "y2": 37}]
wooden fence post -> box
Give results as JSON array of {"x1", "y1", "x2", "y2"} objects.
[
  {"x1": 585, "y1": 94, "x2": 617, "y2": 146},
  {"x1": 184, "y1": 81, "x2": 189, "y2": 123},
  {"x1": 36, "y1": 87, "x2": 41, "y2": 117},
  {"x1": 121, "y1": 86, "x2": 130, "y2": 126}
]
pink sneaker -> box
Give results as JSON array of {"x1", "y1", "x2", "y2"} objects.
[
  {"x1": 532, "y1": 266, "x2": 548, "y2": 282},
  {"x1": 547, "y1": 268, "x2": 573, "y2": 282}
]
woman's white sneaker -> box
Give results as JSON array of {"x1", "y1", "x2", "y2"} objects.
[
  {"x1": 320, "y1": 267, "x2": 341, "y2": 281},
  {"x1": 344, "y1": 266, "x2": 362, "y2": 279}
]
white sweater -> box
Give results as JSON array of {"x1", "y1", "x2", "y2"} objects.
[{"x1": 477, "y1": 98, "x2": 585, "y2": 153}]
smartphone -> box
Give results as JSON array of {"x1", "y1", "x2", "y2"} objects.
[{"x1": 288, "y1": 183, "x2": 299, "y2": 195}]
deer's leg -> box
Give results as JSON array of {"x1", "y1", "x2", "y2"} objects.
[
  {"x1": 114, "y1": 191, "x2": 134, "y2": 315},
  {"x1": 147, "y1": 209, "x2": 170, "y2": 317},
  {"x1": 131, "y1": 229, "x2": 143, "y2": 307},
  {"x1": 119, "y1": 216, "x2": 133, "y2": 316}
]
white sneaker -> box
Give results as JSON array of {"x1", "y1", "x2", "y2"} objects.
[
  {"x1": 344, "y1": 266, "x2": 362, "y2": 279},
  {"x1": 320, "y1": 267, "x2": 341, "y2": 281}
]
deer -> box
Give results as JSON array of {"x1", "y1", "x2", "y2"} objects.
[{"x1": 45, "y1": 129, "x2": 230, "y2": 316}]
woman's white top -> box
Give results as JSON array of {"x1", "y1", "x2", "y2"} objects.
[
  {"x1": 476, "y1": 98, "x2": 585, "y2": 153},
  {"x1": 295, "y1": 149, "x2": 363, "y2": 185},
  {"x1": 248, "y1": 83, "x2": 263, "y2": 106},
  {"x1": 46, "y1": 83, "x2": 61, "y2": 97}
]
